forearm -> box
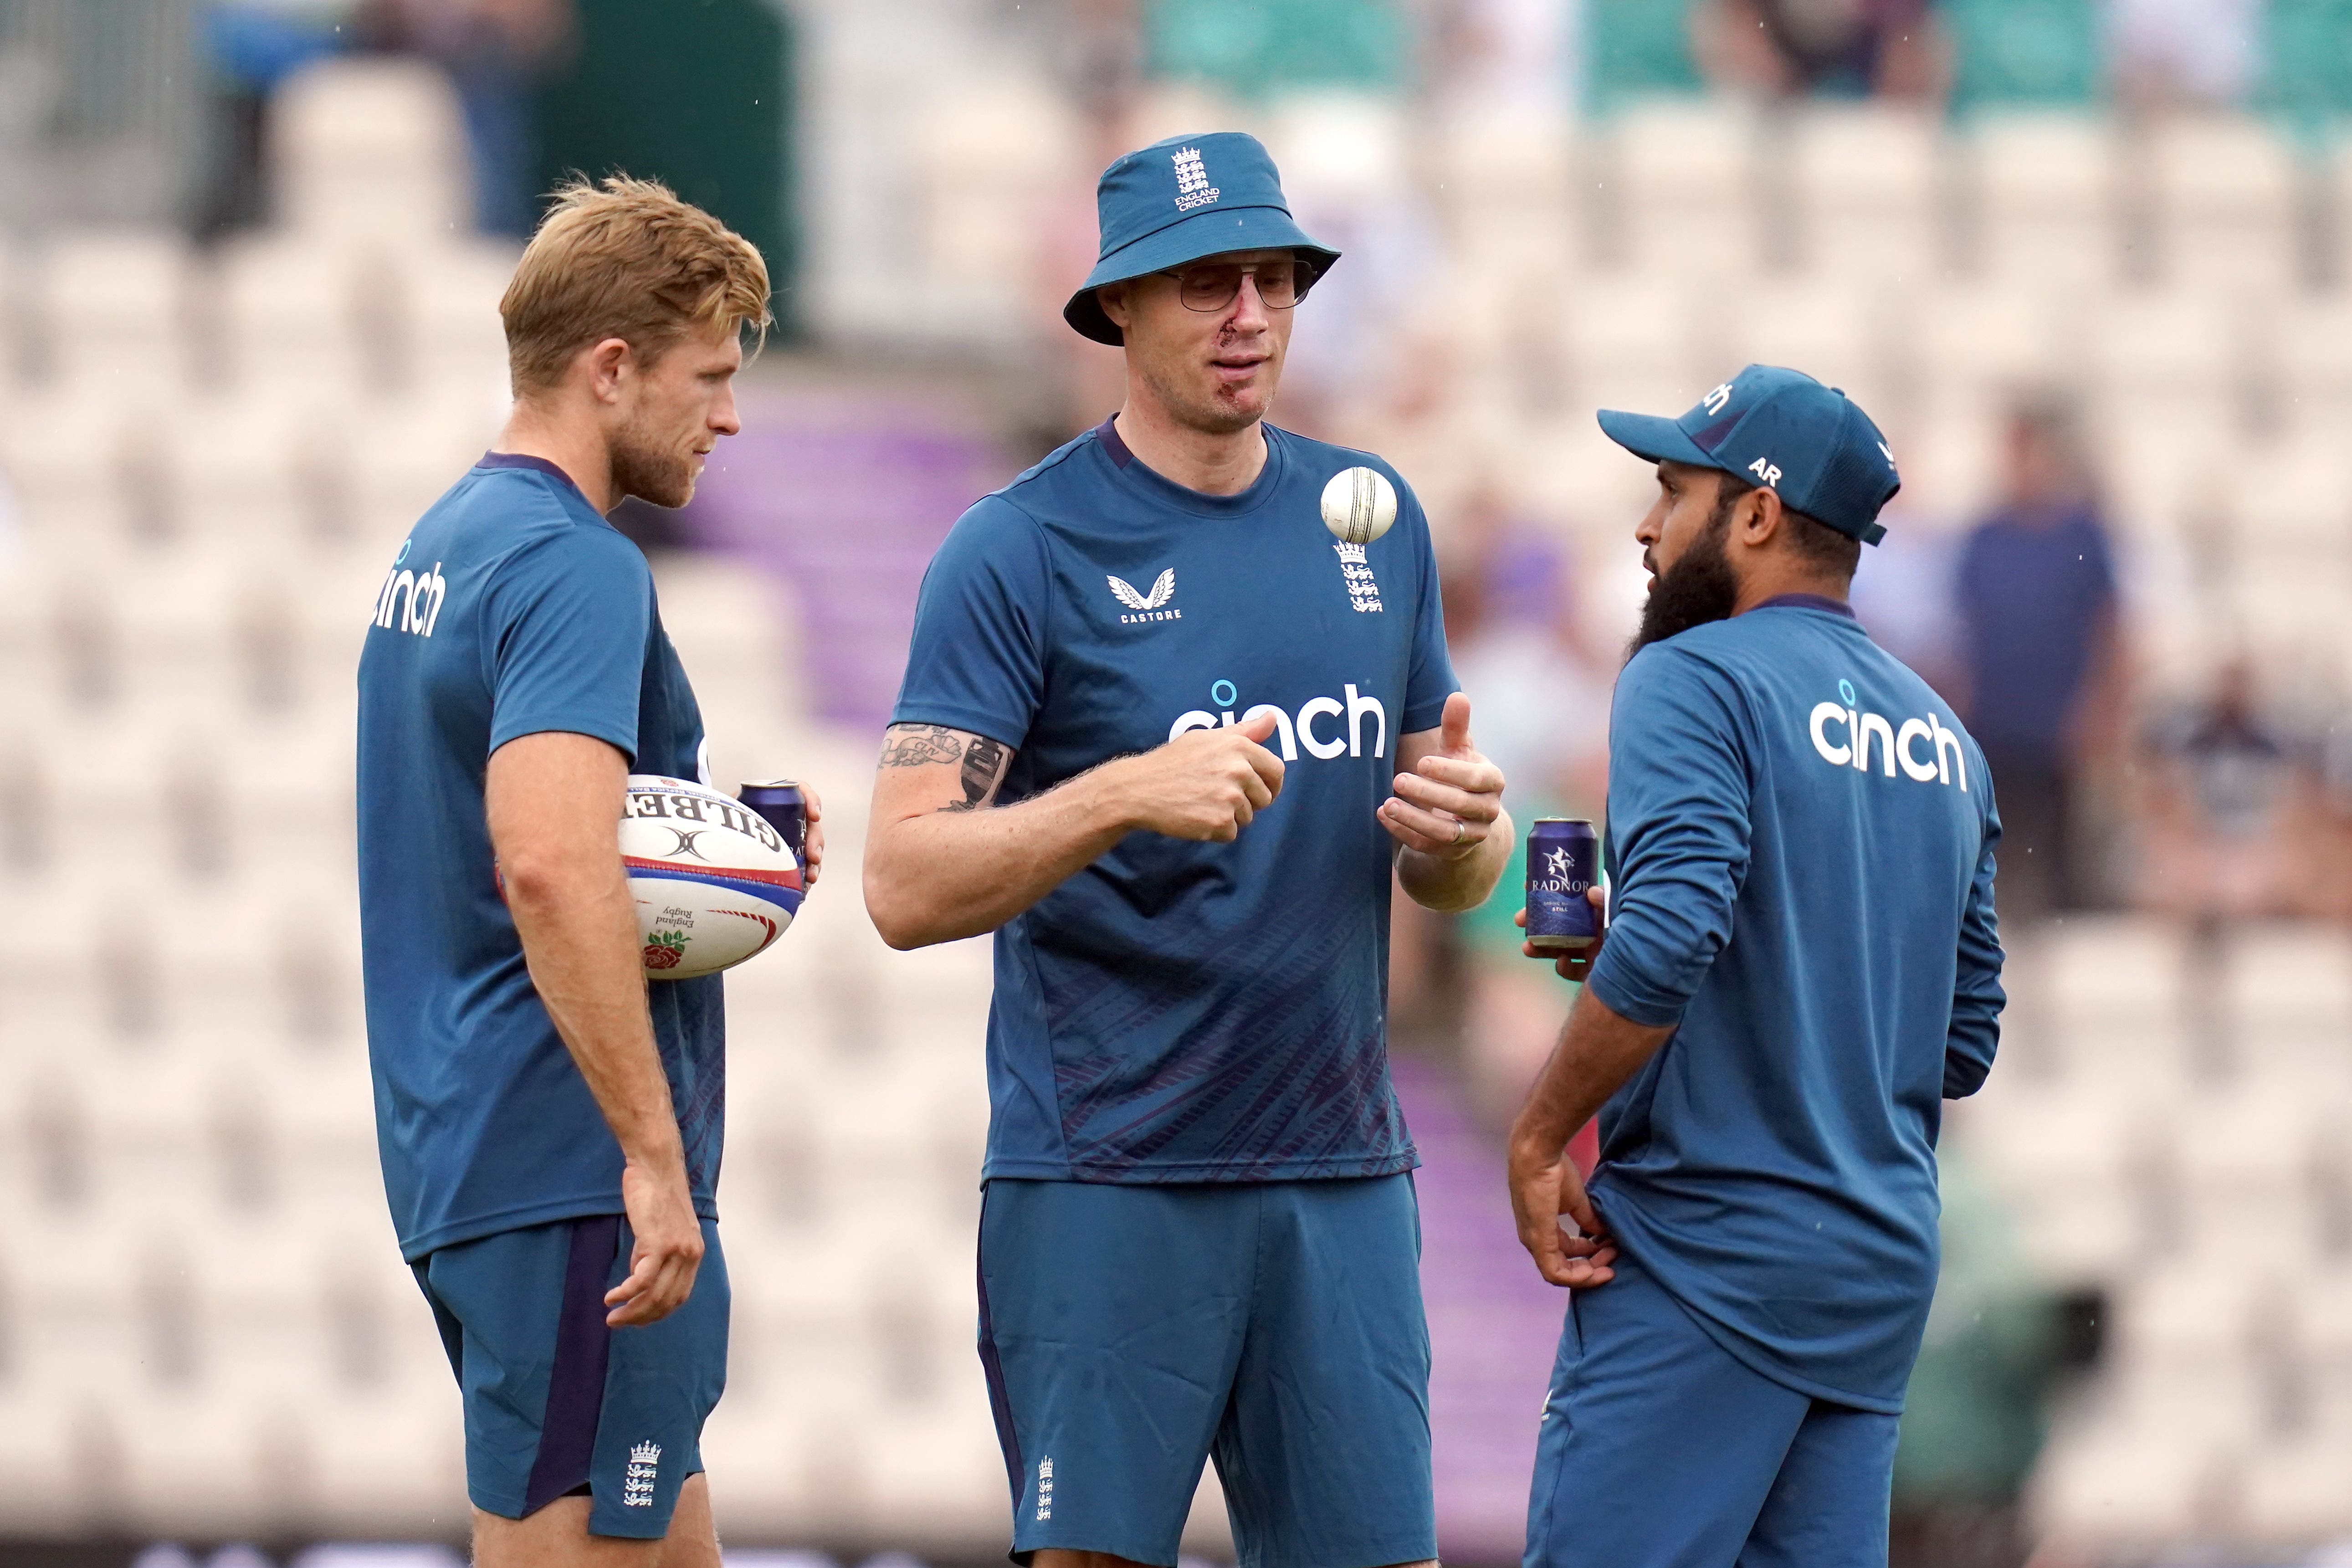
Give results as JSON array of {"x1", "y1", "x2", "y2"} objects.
[
  {"x1": 1396, "y1": 804, "x2": 1514, "y2": 912},
  {"x1": 866, "y1": 764, "x2": 1135, "y2": 948},
  {"x1": 1508, "y1": 983, "x2": 1676, "y2": 1162},
  {"x1": 509, "y1": 864, "x2": 682, "y2": 1165}
]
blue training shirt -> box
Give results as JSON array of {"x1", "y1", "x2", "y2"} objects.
[
  {"x1": 356, "y1": 454, "x2": 722, "y2": 1261},
  {"x1": 892, "y1": 418, "x2": 1457, "y2": 1183},
  {"x1": 1584, "y1": 595, "x2": 2004, "y2": 1412}
]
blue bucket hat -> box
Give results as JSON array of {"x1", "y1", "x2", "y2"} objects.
[
  {"x1": 1064, "y1": 131, "x2": 1342, "y2": 347},
  {"x1": 1598, "y1": 365, "x2": 1901, "y2": 544}
]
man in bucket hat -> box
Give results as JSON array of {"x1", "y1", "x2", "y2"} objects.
[{"x1": 865, "y1": 131, "x2": 1512, "y2": 1567}]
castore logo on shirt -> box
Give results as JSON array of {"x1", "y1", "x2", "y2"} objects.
[
  {"x1": 1107, "y1": 569, "x2": 1179, "y2": 623},
  {"x1": 1809, "y1": 678, "x2": 1969, "y2": 790},
  {"x1": 1169, "y1": 678, "x2": 1386, "y2": 762}
]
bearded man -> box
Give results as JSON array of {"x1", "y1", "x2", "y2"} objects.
[{"x1": 1507, "y1": 366, "x2": 2007, "y2": 1568}]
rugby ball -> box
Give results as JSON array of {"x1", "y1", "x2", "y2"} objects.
[
  {"x1": 620, "y1": 774, "x2": 804, "y2": 979},
  {"x1": 1321, "y1": 466, "x2": 1397, "y2": 545}
]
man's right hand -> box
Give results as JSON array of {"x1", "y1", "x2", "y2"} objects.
[
  {"x1": 1104, "y1": 711, "x2": 1286, "y2": 842},
  {"x1": 605, "y1": 1152, "x2": 704, "y2": 1327},
  {"x1": 1508, "y1": 1132, "x2": 1618, "y2": 1290}
]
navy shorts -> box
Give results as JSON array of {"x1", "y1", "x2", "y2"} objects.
[
  {"x1": 1524, "y1": 1255, "x2": 1900, "y2": 1568},
  {"x1": 412, "y1": 1213, "x2": 728, "y2": 1539},
  {"x1": 978, "y1": 1175, "x2": 1435, "y2": 1568}
]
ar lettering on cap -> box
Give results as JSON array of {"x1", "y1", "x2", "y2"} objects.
[{"x1": 1747, "y1": 456, "x2": 1783, "y2": 488}]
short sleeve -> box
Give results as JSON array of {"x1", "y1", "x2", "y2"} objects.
[
  {"x1": 890, "y1": 495, "x2": 1052, "y2": 749},
  {"x1": 483, "y1": 524, "x2": 651, "y2": 762},
  {"x1": 1398, "y1": 477, "x2": 1458, "y2": 734}
]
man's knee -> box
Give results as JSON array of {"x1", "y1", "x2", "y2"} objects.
[{"x1": 471, "y1": 1473, "x2": 715, "y2": 1568}]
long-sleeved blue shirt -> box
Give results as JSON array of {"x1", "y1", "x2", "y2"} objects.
[{"x1": 1585, "y1": 595, "x2": 2004, "y2": 1412}]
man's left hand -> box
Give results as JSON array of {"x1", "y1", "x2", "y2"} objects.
[{"x1": 1381, "y1": 692, "x2": 1505, "y2": 857}]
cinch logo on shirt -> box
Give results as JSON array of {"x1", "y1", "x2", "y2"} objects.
[
  {"x1": 1168, "y1": 679, "x2": 1387, "y2": 762},
  {"x1": 369, "y1": 544, "x2": 448, "y2": 638},
  {"x1": 1809, "y1": 679, "x2": 1968, "y2": 790}
]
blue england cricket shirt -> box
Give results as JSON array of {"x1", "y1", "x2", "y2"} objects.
[
  {"x1": 892, "y1": 417, "x2": 1457, "y2": 1184},
  {"x1": 1584, "y1": 595, "x2": 2005, "y2": 1411}
]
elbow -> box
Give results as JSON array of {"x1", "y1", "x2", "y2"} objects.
[
  {"x1": 497, "y1": 849, "x2": 593, "y2": 914},
  {"x1": 862, "y1": 863, "x2": 938, "y2": 951}
]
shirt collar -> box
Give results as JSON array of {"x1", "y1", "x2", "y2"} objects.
[
  {"x1": 1746, "y1": 592, "x2": 1857, "y2": 620},
  {"x1": 478, "y1": 451, "x2": 589, "y2": 499}
]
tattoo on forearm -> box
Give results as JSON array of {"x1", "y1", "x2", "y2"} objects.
[
  {"x1": 943, "y1": 736, "x2": 1009, "y2": 812},
  {"x1": 880, "y1": 724, "x2": 964, "y2": 768},
  {"x1": 880, "y1": 723, "x2": 1012, "y2": 813}
]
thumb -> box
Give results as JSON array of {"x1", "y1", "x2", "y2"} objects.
[
  {"x1": 1440, "y1": 692, "x2": 1473, "y2": 754},
  {"x1": 1237, "y1": 710, "x2": 1280, "y2": 744}
]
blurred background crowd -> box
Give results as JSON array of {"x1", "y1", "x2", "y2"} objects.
[{"x1": 4, "y1": 0, "x2": 2352, "y2": 1565}]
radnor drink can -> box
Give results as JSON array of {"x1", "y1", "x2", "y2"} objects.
[
  {"x1": 738, "y1": 780, "x2": 808, "y2": 863},
  {"x1": 1526, "y1": 818, "x2": 1601, "y2": 954}
]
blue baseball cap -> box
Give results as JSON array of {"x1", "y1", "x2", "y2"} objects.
[
  {"x1": 1064, "y1": 131, "x2": 1342, "y2": 347},
  {"x1": 1598, "y1": 365, "x2": 1901, "y2": 544}
]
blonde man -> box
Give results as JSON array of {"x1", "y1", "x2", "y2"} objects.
[{"x1": 356, "y1": 175, "x2": 807, "y2": 1566}]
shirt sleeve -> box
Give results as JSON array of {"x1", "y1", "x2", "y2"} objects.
[
  {"x1": 1944, "y1": 785, "x2": 2007, "y2": 1098},
  {"x1": 890, "y1": 495, "x2": 1052, "y2": 749},
  {"x1": 1584, "y1": 647, "x2": 1754, "y2": 1028},
  {"x1": 483, "y1": 523, "x2": 651, "y2": 762},
  {"x1": 1397, "y1": 473, "x2": 1458, "y2": 735}
]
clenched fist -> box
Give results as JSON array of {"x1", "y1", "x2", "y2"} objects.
[{"x1": 1103, "y1": 710, "x2": 1287, "y2": 843}]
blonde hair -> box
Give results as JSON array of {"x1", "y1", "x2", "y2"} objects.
[{"x1": 500, "y1": 174, "x2": 772, "y2": 397}]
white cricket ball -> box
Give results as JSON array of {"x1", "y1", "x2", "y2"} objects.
[{"x1": 1321, "y1": 466, "x2": 1398, "y2": 545}]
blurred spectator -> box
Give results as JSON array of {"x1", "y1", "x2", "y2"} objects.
[
  {"x1": 1055, "y1": 0, "x2": 1146, "y2": 149},
  {"x1": 194, "y1": 0, "x2": 352, "y2": 238},
  {"x1": 2136, "y1": 657, "x2": 2324, "y2": 920},
  {"x1": 1851, "y1": 504, "x2": 1964, "y2": 698},
  {"x1": 2108, "y1": 0, "x2": 2262, "y2": 107},
  {"x1": 1269, "y1": 104, "x2": 1442, "y2": 434},
  {"x1": 1952, "y1": 400, "x2": 2123, "y2": 922},
  {"x1": 1691, "y1": 0, "x2": 1950, "y2": 100},
  {"x1": 1391, "y1": 487, "x2": 1609, "y2": 1065},
  {"x1": 360, "y1": 0, "x2": 574, "y2": 236},
  {"x1": 1442, "y1": 485, "x2": 1612, "y2": 826}
]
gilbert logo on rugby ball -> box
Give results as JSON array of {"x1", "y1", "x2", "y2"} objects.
[{"x1": 620, "y1": 775, "x2": 804, "y2": 979}]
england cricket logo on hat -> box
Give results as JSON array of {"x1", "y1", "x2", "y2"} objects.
[{"x1": 1172, "y1": 146, "x2": 1220, "y2": 212}]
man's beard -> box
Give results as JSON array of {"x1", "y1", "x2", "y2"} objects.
[
  {"x1": 611, "y1": 417, "x2": 696, "y2": 509},
  {"x1": 1629, "y1": 501, "x2": 1738, "y2": 658}
]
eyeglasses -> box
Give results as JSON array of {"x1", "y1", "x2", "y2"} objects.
[{"x1": 1155, "y1": 258, "x2": 1317, "y2": 313}]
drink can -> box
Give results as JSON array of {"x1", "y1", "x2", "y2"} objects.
[
  {"x1": 738, "y1": 779, "x2": 807, "y2": 863},
  {"x1": 1526, "y1": 818, "x2": 1601, "y2": 954}
]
